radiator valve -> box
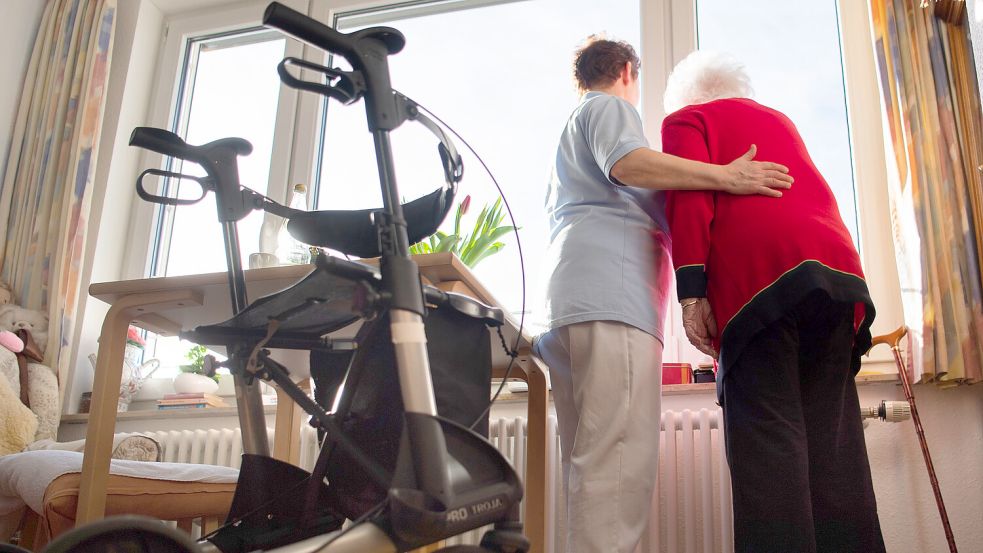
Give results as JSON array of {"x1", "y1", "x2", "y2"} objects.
[{"x1": 861, "y1": 400, "x2": 911, "y2": 422}]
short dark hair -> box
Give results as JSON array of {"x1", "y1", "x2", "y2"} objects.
[{"x1": 573, "y1": 36, "x2": 640, "y2": 94}]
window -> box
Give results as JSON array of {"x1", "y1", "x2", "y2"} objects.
[
  {"x1": 316, "y1": 0, "x2": 639, "y2": 315},
  {"x1": 125, "y1": 0, "x2": 899, "y2": 376},
  {"x1": 661, "y1": 0, "x2": 878, "y2": 365},
  {"x1": 695, "y1": 0, "x2": 860, "y2": 244},
  {"x1": 142, "y1": 31, "x2": 289, "y2": 375},
  {"x1": 155, "y1": 31, "x2": 287, "y2": 277}
]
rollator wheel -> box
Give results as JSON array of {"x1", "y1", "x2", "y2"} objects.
[{"x1": 43, "y1": 515, "x2": 200, "y2": 553}]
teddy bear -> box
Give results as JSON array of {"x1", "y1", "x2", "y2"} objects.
[
  {"x1": 0, "y1": 304, "x2": 58, "y2": 443},
  {"x1": 0, "y1": 372, "x2": 38, "y2": 455},
  {"x1": 0, "y1": 305, "x2": 48, "y2": 355}
]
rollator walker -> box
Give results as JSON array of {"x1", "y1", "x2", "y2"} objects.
[{"x1": 44, "y1": 3, "x2": 529, "y2": 552}]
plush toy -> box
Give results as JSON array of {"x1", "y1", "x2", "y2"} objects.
[
  {"x1": 0, "y1": 331, "x2": 23, "y2": 354},
  {"x1": 0, "y1": 305, "x2": 48, "y2": 355},
  {"x1": 0, "y1": 374, "x2": 38, "y2": 455},
  {"x1": 0, "y1": 306, "x2": 58, "y2": 443},
  {"x1": 0, "y1": 317, "x2": 40, "y2": 455}
]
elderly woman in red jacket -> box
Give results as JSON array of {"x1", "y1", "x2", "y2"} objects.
[{"x1": 662, "y1": 51, "x2": 885, "y2": 553}]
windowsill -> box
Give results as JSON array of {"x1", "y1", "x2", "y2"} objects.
[
  {"x1": 663, "y1": 373, "x2": 900, "y2": 395},
  {"x1": 61, "y1": 373, "x2": 901, "y2": 423},
  {"x1": 490, "y1": 372, "x2": 899, "y2": 401}
]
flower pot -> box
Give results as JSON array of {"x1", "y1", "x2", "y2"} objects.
[{"x1": 173, "y1": 372, "x2": 219, "y2": 395}]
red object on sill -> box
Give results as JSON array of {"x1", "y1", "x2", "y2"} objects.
[
  {"x1": 126, "y1": 326, "x2": 146, "y2": 348},
  {"x1": 663, "y1": 362, "x2": 693, "y2": 385}
]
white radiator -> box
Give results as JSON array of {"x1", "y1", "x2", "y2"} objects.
[
  {"x1": 644, "y1": 408, "x2": 733, "y2": 553},
  {"x1": 143, "y1": 427, "x2": 319, "y2": 471},
  {"x1": 550, "y1": 409, "x2": 733, "y2": 553},
  {"x1": 143, "y1": 409, "x2": 730, "y2": 553}
]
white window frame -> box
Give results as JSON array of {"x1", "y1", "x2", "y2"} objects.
[
  {"x1": 836, "y1": 0, "x2": 903, "y2": 366},
  {"x1": 127, "y1": 0, "x2": 902, "y2": 368},
  {"x1": 121, "y1": 0, "x2": 310, "y2": 280}
]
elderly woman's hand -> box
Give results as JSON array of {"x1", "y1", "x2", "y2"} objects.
[
  {"x1": 681, "y1": 298, "x2": 718, "y2": 359},
  {"x1": 720, "y1": 145, "x2": 793, "y2": 198}
]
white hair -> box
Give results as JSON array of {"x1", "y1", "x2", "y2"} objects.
[{"x1": 663, "y1": 50, "x2": 753, "y2": 115}]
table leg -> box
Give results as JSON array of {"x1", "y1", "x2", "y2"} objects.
[
  {"x1": 519, "y1": 351, "x2": 550, "y2": 553},
  {"x1": 273, "y1": 378, "x2": 309, "y2": 466},
  {"x1": 76, "y1": 289, "x2": 202, "y2": 525}
]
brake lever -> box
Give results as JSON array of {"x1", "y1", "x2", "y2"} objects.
[
  {"x1": 277, "y1": 56, "x2": 364, "y2": 104},
  {"x1": 136, "y1": 168, "x2": 212, "y2": 206}
]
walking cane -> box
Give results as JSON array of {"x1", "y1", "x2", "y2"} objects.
[{"x1": 870, "y1": 326, "x2": 958, "y2": 553}]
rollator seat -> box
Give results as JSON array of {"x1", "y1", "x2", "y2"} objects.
[
  {"x1": 181, "y1": 255, "x2": 503, "y2": 350},
  {"x1": 286, "y1": 185, "x2": 455, "y2": 259}
]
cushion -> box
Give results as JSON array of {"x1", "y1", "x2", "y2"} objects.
[
  {"x1": 0, "y1": 450, "x2": 238, "y2": 517},
  {"x1": 42, "y1": 473, "x2": 236, "y2": 539}
]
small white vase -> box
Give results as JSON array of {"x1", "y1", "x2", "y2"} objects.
[{"x1": 173, "y1": 372, "x2": 219, "y2": 395}]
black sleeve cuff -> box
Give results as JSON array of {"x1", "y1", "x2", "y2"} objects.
[{"x1": 676, "y1": 265, "x2": 707, "y2": 299}]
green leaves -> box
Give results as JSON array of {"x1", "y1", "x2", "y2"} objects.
[
  {"x1": 180, "y1": 344, "x2": 219, "y2": 382},
  {"x1": 408, "y1": 195, "x2": 515, "y2": 268}
]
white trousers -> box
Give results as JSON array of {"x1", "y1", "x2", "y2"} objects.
[{"x1": 535, "y1": 321, "x2": 663, "y2": 553}]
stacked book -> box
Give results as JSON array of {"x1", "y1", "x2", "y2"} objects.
[
  {"x1": 662, "y1": 362, "x2": 694, "y2": 385},
  {"x1": 157, "y1": 392, "x2": 228, "y2": 410}
]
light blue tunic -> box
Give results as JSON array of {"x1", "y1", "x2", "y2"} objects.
[{"x1": 540, "y1": 91, "x2": 673, "y2": 342}]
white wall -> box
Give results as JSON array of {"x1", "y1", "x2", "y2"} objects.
[
  {"x1": 860, "y1": 382, "x2": 983, "y2": 553},
  {"x1": 0, "y1": 1, "x2": 46, "y2": 184}
]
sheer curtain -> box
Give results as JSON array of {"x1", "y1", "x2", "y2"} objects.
[{"x1": 0, "y1": 0, "x2": 117, "y2": 399}]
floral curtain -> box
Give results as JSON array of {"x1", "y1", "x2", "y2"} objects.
[
  {"x1": 870, "y1": 0, "x2": 983, "y2": 386},
  {"x1": 0, "y1": 0, "x2": 116, "y2": 399}
]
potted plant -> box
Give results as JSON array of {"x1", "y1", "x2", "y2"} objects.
[
  {"x1": 173, "y1": 344, "x2": 220, "y2": 394},
  {"x1": 408, "y1": 195, "x2": 516, "y2": 268}
]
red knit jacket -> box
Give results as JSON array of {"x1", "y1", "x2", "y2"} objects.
[{"x1": 663, "y1": 98, "x2": 873, "y2": 369}]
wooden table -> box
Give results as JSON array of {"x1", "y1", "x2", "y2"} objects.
[{"x1": 79, "y1": 253, "x2": 549, "y2": 553}]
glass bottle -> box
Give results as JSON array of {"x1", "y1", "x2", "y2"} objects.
[{"x1": 277, "y1": 183, "x2": 311, "y2": 265}]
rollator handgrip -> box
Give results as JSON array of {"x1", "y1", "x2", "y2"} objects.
[
  {"x1": 264, "y1": 2, "x2": 361, "y2": 61},
  {"x1": 130, "y1": 127, "x2": 193, "y2": 160},
  {"x1": 130, "y1": 127, "x2": 254, "y2": 164}
]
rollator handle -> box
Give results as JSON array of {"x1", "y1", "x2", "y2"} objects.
[
  {"x1": 129, "y1": 127, "x2": 195, "y2": 159},
  {"x1": 130, "y1": 127, "x2": 253, "y2": 161},
  {"x1": 263, "y1": 1, "x2": 406, "y2": 131},
  {"x1": 263, "y1": 2, "x2": 363, "y2": 62},
  {"x1": 129, "y1": 127, "x2": 255, "y2": 223},
  {"x1": 262, "y1": 2, "x2": 404, "y2": 61}
]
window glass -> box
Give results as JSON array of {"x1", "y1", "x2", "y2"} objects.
[
  {"x1": 317, "y1": 0, "x2": 640, "y2": 313},
  {"x1": 696, "y1": 0, "x2": 860, "y2": 243}
]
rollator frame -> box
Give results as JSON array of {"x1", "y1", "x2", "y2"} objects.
[{"x1": 111, "y1": 3, "x2": 529, "y2": 552}]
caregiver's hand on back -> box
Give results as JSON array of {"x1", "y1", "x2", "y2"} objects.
[{"x1": 719, "y1": 145, "x2": 792, "y2": 198}]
